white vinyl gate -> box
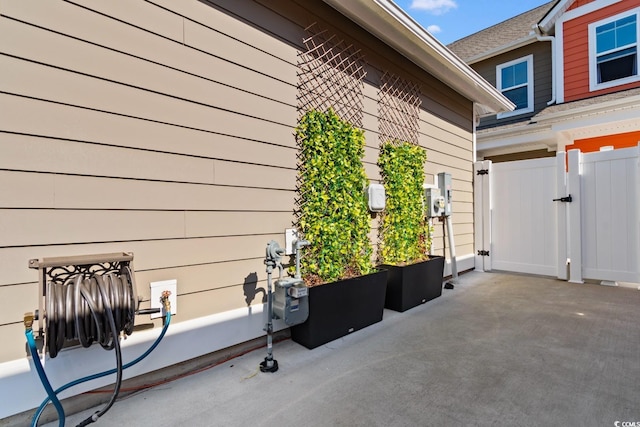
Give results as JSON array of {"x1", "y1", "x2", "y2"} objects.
[{"x1": 475, "y1": 144, "x2": 640, "y2": 284}]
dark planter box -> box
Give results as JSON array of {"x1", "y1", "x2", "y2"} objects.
[
  {"x1": 381, "y1": 256, "x2": 445, "y2": 312},
  {"x1": 290, "y1": 269, "x2": 388, "y2": 349}
]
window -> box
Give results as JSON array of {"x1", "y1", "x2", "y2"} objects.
[
  {"x1": 589, "y1": 9, "x2": 640, "y2": 91},
  {"x1": 496, "y1": 55, "x2": 534, "y2": 119}
]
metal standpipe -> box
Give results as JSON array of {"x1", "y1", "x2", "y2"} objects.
[
  {"x1": 444, "y1": 214, "x2": 458, "y2": 289},
  {"x1": 260, "y1": 240, "x2": 284, "y2": 373}
]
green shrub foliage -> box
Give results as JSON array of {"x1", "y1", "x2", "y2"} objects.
[
  {"x1": 296, "y1": 109, "x2": 373, "y2": 283},
  {"x1": 378, "y1": 141, "x2": 431, "y2": 265}
]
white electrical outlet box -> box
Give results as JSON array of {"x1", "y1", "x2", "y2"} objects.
[
  {"x1": 285, "y1": 228, "x2": 298, "y2": 256},
  {"x1": 150, "y1": 279, "x2": 177, "y2": 319},
  {"x1": 366, "y1": 183, "x2": 385, "y2": 212}
]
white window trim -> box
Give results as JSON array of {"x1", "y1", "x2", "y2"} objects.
[
  {"x1": 588, "y1": 7, "x2": 640, "y2": 92},
  {"x1": 496, "y1": 55, "x2": 534, "y2": 119}
]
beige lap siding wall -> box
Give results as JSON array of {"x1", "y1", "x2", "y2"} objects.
[
  {"x1": 0, "y1": 0, "x2": 474, "y2": 367},
  {"x1": 0, "y1": 0, "x2": 298, "y2": 363}
]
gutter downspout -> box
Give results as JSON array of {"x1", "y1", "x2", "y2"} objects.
[
  {"x1": 472, "y1": 104, "x2": 479, "y2": 162},
  {"x1": 534, "y1": 24, "x2": 556, "y2": 106}
]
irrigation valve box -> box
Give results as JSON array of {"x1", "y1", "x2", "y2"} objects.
[
  {"x1": 425, "y1": 187, "x2": 445, "y2": 218},
  {"x1": 273, "y1": 277, "x2": 309, "y2": 326},
  {"x1": 366, "y1": 183, "x2": 385, "y2": 212}
]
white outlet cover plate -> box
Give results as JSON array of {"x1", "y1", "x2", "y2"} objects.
[
  {"x1": 285, "y1": 228, "x2": 298, "y2": 255},
  {"x1": 150, "y1": 279, "x2": 177, "y2": 319}
]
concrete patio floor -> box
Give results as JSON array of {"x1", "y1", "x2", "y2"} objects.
[{"x1": 37, "y1": 271, "x2": 640, "y2": 427}]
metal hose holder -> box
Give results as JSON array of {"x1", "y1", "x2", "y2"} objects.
[{"x1": 28, "y1": 252, "x2": 138, "y2": 357}]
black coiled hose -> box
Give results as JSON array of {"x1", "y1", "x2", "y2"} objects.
[
  {"x1": 45, "y1": 269, "x2": 136, "y2": 358},
  {"x1": 43, "y1": 268, "x2": 137, "y2": 426}
]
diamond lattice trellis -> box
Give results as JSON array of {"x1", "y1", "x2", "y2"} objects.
[
  {"x1": 297, "y1": 23, "x2": 366, "y2": 128},
  {"x1": 377, "y1": 72, "x2": 422, "y2": 146}
]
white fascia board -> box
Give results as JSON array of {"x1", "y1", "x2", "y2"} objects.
[
  {"x1": 322, "y1": 0, "x2": 515, "y2": 114},
  {"x1": 558, "y1": 0, "x2": 622, "y2": 23},
  {"x1": 535, "y1": 94, "x2": 640, "y2": 125},
  {"x1": 551, "y1": 110, "x2": 640, "y2": 138},
  {"x1": 477, "y1": 94, "x2": 640, "y2": 155},
  {"x1": 538, "y1": 0, "x2": 574, "y2": 34}
]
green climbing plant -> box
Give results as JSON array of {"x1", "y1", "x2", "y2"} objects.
[
  {"x1": 377, "y1": 141, "x2": 432, "y2": 265},
  {"x1": 296, "y1": 109, "x2": 373, "y2": 284}
]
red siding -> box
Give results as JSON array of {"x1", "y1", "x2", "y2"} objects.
[
  {"x1": 563, "y1": 0, "x2": 640, "y2": 102},
  {"x1": 568, "y1": 0, "x2": 595, "y2": 12}
]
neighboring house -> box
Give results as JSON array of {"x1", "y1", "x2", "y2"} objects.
[
  {"x1": 0, "y1": 0, "x2": 510, "y2": 420},
  {"x1": 449, "y1": 0, "x2": 640, "y2": 162}
]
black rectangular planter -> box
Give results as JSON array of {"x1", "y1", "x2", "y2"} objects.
[
  {"x1": 381, "y1": 256, "x2": 445, "y2": 312},
  {"x1": 290, "y1": 269, "x2": 388, "y2": 349}
]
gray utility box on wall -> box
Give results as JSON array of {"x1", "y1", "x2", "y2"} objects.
[
  {"x1": 273, "y1": 277, "x2": 309, "y2": 326},
  {"x1": 437, "y1": 172, "x2": 452, "y2": 216},
  {"x1": 425, "y1": 187, "x2": 445, "y2": 218}
]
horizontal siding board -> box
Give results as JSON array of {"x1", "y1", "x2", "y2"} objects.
[
  {"x1": 424, "y1": 139, "x2": 472, "y2": 163},
  {"x1": 0, "y1": 283, "x2": 39, "y2": 326},
  {"x1": 67, "y1": 0, "x2": 186, "y2": 43},
  {"x1": 420, "y1": 122, "x2": 474, "y2": 150},
  {"x1": 0, "y1": 171, "x2": 294, "y2": 210},
  {"x1": 0, "y1": 133, "x2": 215, "y2": 185},
  {"x1": 183, "y1": 18, "x2": 294, "y2": 83},
  {"x1": 0, "y1": 210, "x2": 295, "y2": 247},
  {"x1": 213, "y1": 161, "x2": 296, "y2": 190},
  {"x1": 452, "y1": 201, "x2": 474, "y2": 214},
  {"x1": 0, "y1": 56, "x2": 293, "y2": 146},
  {"x1": 423, "y1": 150, "x2": 473, "y2": 172},
  {"x1": 364, "y1": 161, "x2": 381, "y2": 181},
  {"x1": 0, "y1": 210, "x2": 185, "y2": 247},
  {"x1": 178, "y1": 285, "x2": 256, "y2": 321},
  {"x1": 0, "y1": 95, "x2": 298, "y2": 166},
  {"x1": 0, "y1": 132, "x2": 296, "y2": 190},
  {"x1": 0, "y1": 18, "x2": 296, "y2": 127},
  {"x1": 0, "y1": 233, "x2": 283, "y2": 286},
  {"x1": 51, "y1": 174, "x2": 295, "y2": 210},
  {"x1": 0, "y1": 171, "x2": 55, "y2": 208},
  {"x1": 135, "y1": 258, "x2": 269, "y2": 297},
  {"x1": 185, "y1": 211, "x2": 294, "y2": 238},
  {"x1": 149, "y1": 0, "x2": 301, "y2": 64},
  {"x1": 0, "y1": 3, "x2": 297, "y2": 104}
]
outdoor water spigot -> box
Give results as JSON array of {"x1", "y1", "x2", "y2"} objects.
[
  {"x1": 295, "y1": 239, "x2": 310, "y2": 250},
  {"x1": 294, "y1": 239, "x2": 310, "y2": 279}
]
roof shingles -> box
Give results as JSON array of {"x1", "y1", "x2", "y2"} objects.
[{"x1": 447, "y1": 1, "x2": 557, "y2": 62}]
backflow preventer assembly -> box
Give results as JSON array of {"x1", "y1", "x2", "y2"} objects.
[
  {"x1": 260, "y1": 238, "x2": 310, "y2": 373},
  {"x1": 24, "y1": 252, "x2": 172, "y2": 427}
]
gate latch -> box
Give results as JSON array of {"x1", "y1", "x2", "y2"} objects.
[{"x1": 552, "y1": 195, "x2": 572, "y2": 203}]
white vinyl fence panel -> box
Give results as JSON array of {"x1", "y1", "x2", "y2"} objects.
[{"x1": 568, "y1": 145, "x2": 640, "y2": 283}]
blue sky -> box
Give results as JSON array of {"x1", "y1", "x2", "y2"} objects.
[{"x1": 395, "y1": 0, "x2": 552, "y2": 45}]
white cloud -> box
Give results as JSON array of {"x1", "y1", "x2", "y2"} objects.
[
  {"x1": 427, "y1": 24, "x2": 442, "y2": 34},
  {"x1": 410, "y1": 0, "x2": 457, "y2": 15}
]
